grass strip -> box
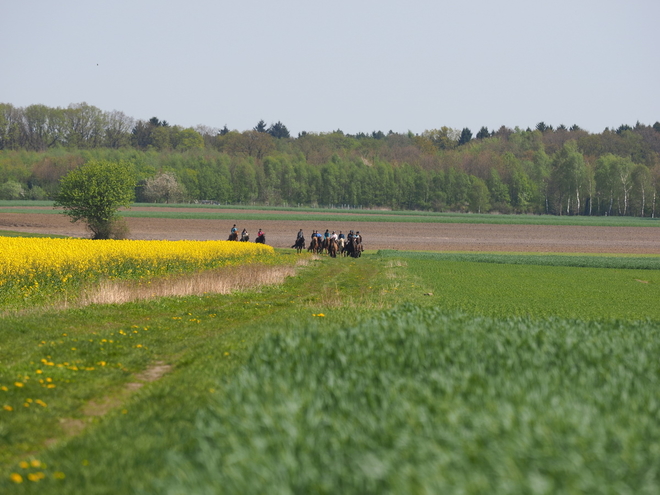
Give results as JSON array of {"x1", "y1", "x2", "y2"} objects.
[
  {"x1": 2, "y1": 203, "x2": 659, "y2": 227},
  {"x1": 377, "y1": 250, "x2": 660, "y2": 270}
]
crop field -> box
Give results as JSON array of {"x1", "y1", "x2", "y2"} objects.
[
  {"x1": 1, "y1": 218, "x2": 660, "y2": 493},
  {"x1": 0, "y1": 237, "x2": 277, "y2": 310}
]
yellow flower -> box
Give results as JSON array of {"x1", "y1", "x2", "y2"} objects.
[
  {"x1": 10, "y1": 473, "x2": 23, "y2": 483},
  {"x1": 30, "y1": 459, "x2": 42, "y2": 468},
  {"x1": 14, "y1": 382, "x2": 24, "y2": 387},
  {"x1": 19, "y1": 461, "x2": 29, "y2": 469},
  {"x1": 27, "y1": 472, "x2": 45, "y2": 481},
  {"x1": 3, "y1": 405, "x2": 13, "y2": 412},
  {"x1": 53, "y1": 472, "x2": 66, "y2": 480}
]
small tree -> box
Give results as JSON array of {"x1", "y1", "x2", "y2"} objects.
[
  {"x1": 142, "y1": 171, "x2": 185, "y2": 203},
  {"x1": 0, "y1": 180, "x2": 24, "y2": 200},
  {"x1": 54, "y1": 160, "x2": 136, "y2": 239}
]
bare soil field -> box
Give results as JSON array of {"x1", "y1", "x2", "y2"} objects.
[{"x1": 1, "y1": 208, "x2": 659, "y2": 254}]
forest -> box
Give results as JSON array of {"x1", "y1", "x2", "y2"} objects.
[{"x1": 1, "y1": 102, "x2": 660, "y2": 216}]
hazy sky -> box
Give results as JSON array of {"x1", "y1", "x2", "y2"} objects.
[{"x1": 2, "y1": 0, "x2": 659, "y2": 136}]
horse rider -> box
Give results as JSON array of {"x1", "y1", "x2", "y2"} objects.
[{"x1": 241, "y1": 228, "x2": 249, "y2": 241}]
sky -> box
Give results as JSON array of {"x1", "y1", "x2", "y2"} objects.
[{"x1": 2, "y1": 0, "x2": 659, "y2": 136}]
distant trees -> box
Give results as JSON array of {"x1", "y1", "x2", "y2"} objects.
[
  {"x1": 476, "y1": 126, "x2": 491, "y2": 140},
  {"x1": 458, "y1": 128, "x2": 472, "y2": 146},
  {"x1": 268, "y1": 121, "x2": 290, "y2": 139},
  {"x1": 140, "y1": 172, "x2": 186, "y2": 204},
  {"x1": 0, "y1": 180, "x2": 24, "y2": 200},
  {"x1": 2, "y1": 101, "x2": 660, "y2": 217}
]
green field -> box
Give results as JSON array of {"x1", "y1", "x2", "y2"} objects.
[
  {"x1": 2, "y1": 240, "x2": 660, "y2": 493},
  {"x1": 2, "y1": 200, "x2": 660, "y2": 226}
]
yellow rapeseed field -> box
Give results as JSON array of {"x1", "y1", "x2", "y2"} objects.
[{"x1": 0, "y1": 237, "x2": 275, "y2": 306}]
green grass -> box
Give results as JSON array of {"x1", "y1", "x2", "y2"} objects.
[
  {"x1": 159, "y1": 306, "x2": 660, "y2": 494},
  {"x1": 0, "y1": 254, "x2": 398, "y2": 492},
  {"x1": 2, "y1": 252, "x2": 660, "y2": 493},
  {"x1": 376, "y1": 251, "x2": 660, "y2": 320},
  {"x1": 0, "y1": 230, "x2": 67, "y2": 238},
  {"x1": 2, "y1": 201, "x2": 659, "y2": 226},
  {"x1": 378, "y1": 250, "x2": 660, "y2": 270}
]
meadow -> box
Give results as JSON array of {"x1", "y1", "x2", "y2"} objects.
[{"x1": 1, "y1": 230, "x2": 660, "y2": 493}]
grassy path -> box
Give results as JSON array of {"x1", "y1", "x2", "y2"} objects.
[{"x1": 0, "y1": 253, "x2": 401, "y2": 492}]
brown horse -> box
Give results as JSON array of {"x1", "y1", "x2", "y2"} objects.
[
  {"x1": 308, "y1": 236, "x2": 319, "y2": 253},
  {"x1": 228, "y1": 232, "x2": 238, "y2": 241},
  {"x1": 327, "y1": 238, "x2": 338, "y2": 258}
]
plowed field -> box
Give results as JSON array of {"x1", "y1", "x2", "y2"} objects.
[{"x1": 1, "y1": 207, "x2": 659, "y2": 253}]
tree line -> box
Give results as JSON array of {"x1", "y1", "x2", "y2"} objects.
[{"x1": 1, "y1": 102, "x2": 660, "y2": 216}]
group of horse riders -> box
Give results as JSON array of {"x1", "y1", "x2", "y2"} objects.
[
  {"x1": 228, "y1": 224, "x2": 266, "y2": 244},
  {"x1": 293, "y1": 229, "x2": 363, "y2": 258}
]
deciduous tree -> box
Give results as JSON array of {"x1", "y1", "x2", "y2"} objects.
[{"x1": 54, "y1": 160, "x2": 136, "y2": 239}]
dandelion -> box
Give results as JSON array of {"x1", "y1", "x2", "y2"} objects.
[
  {"x1": 3, "y1": 405, "x2": 13, "y2": 411},
  {"x1": 19, "y1": 461, "x2": 29, "y2": 469},
  {"x1": 14, "y1": 382, "x2": 24, "y2": 387},
  {"x1": 30, "y1": 459, "x2": 42, "y2": 468},
  {"x1": 10, "y1": 473, "x2": 23, "y2": 483}
]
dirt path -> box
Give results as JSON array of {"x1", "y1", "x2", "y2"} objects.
[{"x1": 1, "y1": 210, "x2": 659, "y2": 254}]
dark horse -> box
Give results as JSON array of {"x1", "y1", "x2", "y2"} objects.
[
  {"x1": 256, "y1": 234, "x2": 266, "y2": 244},
  {"x1": 344, "y1": 237, "x2": 363, "y2": 258},
  {"x1": 292, "y1": 236, "x2": 305, "y2": 253},
  {"x1": 228, "y1": 232, "x2": 238, "y2": 241}
]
